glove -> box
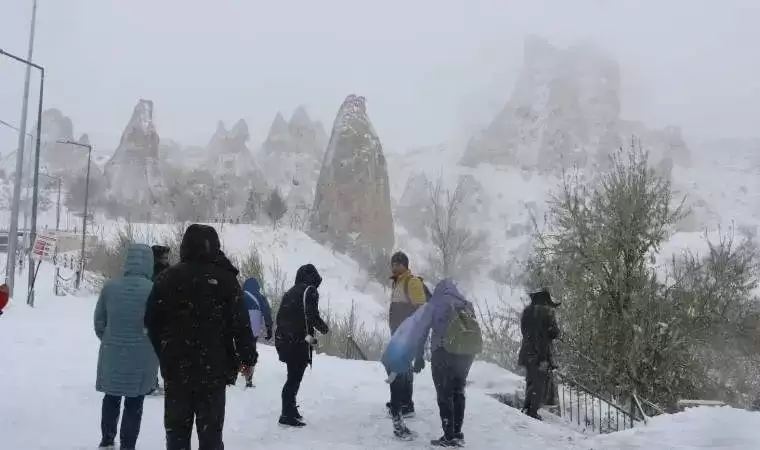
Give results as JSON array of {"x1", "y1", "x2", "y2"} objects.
[
  {"x1": 413, "y1": 357, "x2": 425, "y2": 374},
  {"x1": 265, "y1": 326, "x2": 273, "y2": 341},
  {"x1": 539, "y1": 361, "x2": 550, "y2": 372},
  {"x1": 239, "y1": 365, "x2": 253, "y2": 378}
]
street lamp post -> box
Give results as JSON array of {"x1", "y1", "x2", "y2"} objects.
[
  {"x1": 38, "y1": 172, "x2": 62, "y2": 295},
  {"x1": 1, "y1": 0, "x2": 40, "y2": 299},
  {"x1": 58, "y1": 140, "x2": 92, "y2": 289}
]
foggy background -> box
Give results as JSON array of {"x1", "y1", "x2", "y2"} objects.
[{"x1": 1, "y1": 0, "x2": 758, "y2": 155}]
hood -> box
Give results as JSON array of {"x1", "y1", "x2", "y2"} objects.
[
  {"x1": 431, "y1": 278, "x2": 469, "y2": 310},
  {"x1": 123, "y1": 244, "x2": 154, "y2": 279},
  {"x1": 243, "y1": 278, "x2": 262, "y2": 294},
  {"x1": 295, "y1": 264, "x2": 322, "y2": 288},
  {"x1": 180, "y1": 224, "x2": 221, "y2": 263}
]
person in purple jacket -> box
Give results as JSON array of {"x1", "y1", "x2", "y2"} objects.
[
  {"x1": 414, "y1": 278, "x2": 478, "y2": 447},
  {"x1": 242, "y1": 277, "x2": 273, "y2": 387}
]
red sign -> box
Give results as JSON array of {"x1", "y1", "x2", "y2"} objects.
[{"x1": 31, "y1": 234, "x2": 57, "y2": 262}]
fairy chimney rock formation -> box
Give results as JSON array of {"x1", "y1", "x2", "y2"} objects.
[{"x1": 309, "y1": 94, "x2": 394, "y2": 263}]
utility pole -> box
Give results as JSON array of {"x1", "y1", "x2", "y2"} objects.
[
  {"x1": 58, "y1": 140, "x2": 92, "y2": 289},
  {"x1": 25, "y1": 63, "x2": 45, "y2": 307},
  {"x1": 4, "y1": 0, "x2": 39, "y2": 297}
]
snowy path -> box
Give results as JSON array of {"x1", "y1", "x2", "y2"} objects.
[
  {"x1": 0, "y1": 265, "x2": 586, "y2": 449},
  {"x1": 2, "y1": 263, "x2": 759, "y2": 449}
]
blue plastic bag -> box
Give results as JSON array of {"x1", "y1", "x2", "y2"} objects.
[{"x1": 381, "y1": 303, "x2": 431, "y2": 381}]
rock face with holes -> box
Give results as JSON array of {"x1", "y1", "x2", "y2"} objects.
[{"x1": 309, "y1": 94, "x2": 394, "y2": 264}]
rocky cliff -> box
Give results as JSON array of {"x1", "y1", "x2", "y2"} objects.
[
  {"x1": 205, "y1": 119, "x2": 264, "y2": 185},
  {"x1": 309, "y1": 95, "x2": 394, "y2": 264},
  {"x1": 103, "y1": 99, "x2": 166, "y2": 208},
  {"x1": 461, "y1": 36, "x2": 691, "y2": 174},
  {"x1": 260, "y1": 106, "x2": 327, "y2": 210},
  {"x1": 35, "y1": 109, "x2": 90, "y2": 177}
]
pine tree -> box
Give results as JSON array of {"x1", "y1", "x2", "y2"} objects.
[{"x1": 265, "y1": 188, "x2": 287, "y2": 229}]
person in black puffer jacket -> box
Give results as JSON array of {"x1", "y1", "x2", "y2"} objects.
[
  {"x1": 145, "y1": 224, "x2": 257, "y2": 450},
  {"x1": 274, "y1": 263, "x2": 329, "y2": 427}
]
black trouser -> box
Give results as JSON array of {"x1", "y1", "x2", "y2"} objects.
[
  {"x1": 281, "y1": 358, "x2": 308, "y2": 417},
  {"x1": 431, "y1": 348, "x2": 474, "y2": 439},
  {"x1": 100, "y1": 394, "x2": 145, "y2": 449},
  {"x1": 389, "y1": 369, "x2": 414, "y2": 417},
  {"x1": 523, "y1": 361, "x2": 549, "y2": 417},
  {"x1": 242, "y1": 337, "x2": 258, "y2": 385},
  {"x1": 164, "y1": 383, "x2": 226, "y2": 450}
]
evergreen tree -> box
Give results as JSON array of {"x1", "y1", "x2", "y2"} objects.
[
  {"x1": 242, "y1": 189, "x2": 259, "y2": 223},
  {"x1": 265, "y1": 187, "x2": 287, "y2": 229}
]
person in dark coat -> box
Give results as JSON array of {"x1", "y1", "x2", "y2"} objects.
[
  {"x1": 94, "y1": 244, "x2": 158, "y2": 450},
  {"x1": 148, "y1": 244, "x2": 171, "y2": 396},
  {"x1": 144, "y1": 224, "x2": 257, "y2": 450},
  {"x1": 151, "y1": 245, "x2": 171, "y2": 281},
  {"x1": 274, "y1": 264, "x2": 329, "y2": 427},
  {"x1": 517, "y1": 288, "x2": 560, "y2": 420}
]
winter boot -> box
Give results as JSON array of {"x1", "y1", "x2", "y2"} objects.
[
  {"x1": 392, "y1": 416, "x2": 414, "y2": 440},
  {"x1": 430, "y1": 435, "x2": 463, "y2": 447},
  {"x1": 278, "y1": 415, "x2": 306, "y2": 427},
  {"x1": 97, "y1": 444, "x2": 115, "y2": 450}
]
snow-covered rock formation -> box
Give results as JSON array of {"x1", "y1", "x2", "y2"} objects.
[
  {"x1": 205, "y1": 119, "x2": 265, "y2": 187},
  {"x1": 260, "y1": 106, "x2": 327, "y2": 210},
  {"x1": 103, "y1": 99, "x2": 166, "y2": 211},
  {"x1": 35, "y1": 109, "x2": 90, "y2": 178},
  {"x1": 309, "y1": 95, "x2": 394, "y2": 264},
  {"x1": 461, "y1": 36, "x2": 691, "y2": 174}
]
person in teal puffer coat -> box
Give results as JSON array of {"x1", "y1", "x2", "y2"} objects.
[{"x1": 94, "y1": 244, "x2": 158, "y2": 450}]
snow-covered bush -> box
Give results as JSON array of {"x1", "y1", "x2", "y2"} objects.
[{"x1": 524, "y1": 143, "x2": 760, "y2": 410}]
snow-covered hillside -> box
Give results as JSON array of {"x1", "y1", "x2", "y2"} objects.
[
  {"x1": 95, "y1": 221, "x2": 391, "y2": 327},
  {"x1": 1, "y1": 263, "x2": 758, "y2": 449}
]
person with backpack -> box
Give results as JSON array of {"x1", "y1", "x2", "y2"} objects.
[
  {"x1": 274, "y1": 264, "x2": 329, "y2": 427},
  {"x1": 402, "y1": 278, "x2": 482, "y2": 446},
  {"x1": 241, "y1": 277, "x2": 273, "y2": 387},
  {"x1": 517, "y1": 288, "x2": 560, "y2": 421},
  {"x1": 386, "y1": 251, "x2": 430, "y2": 423}
]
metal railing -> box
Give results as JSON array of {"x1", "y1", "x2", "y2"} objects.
[
  {"x1": 553, "y1": 370, "x2": 639, "y2": 433},
  {"x1": 345, "y1": 335, "x2": 368, "y2": 361}
]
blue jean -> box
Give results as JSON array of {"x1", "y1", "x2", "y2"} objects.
[{"x1": 100, "y1": 394, "x2": 145, "y2": 449}]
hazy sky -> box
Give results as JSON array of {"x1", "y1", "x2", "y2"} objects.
[{"x1": 1, "y1": 0, "x2": 758, "y2": 157}]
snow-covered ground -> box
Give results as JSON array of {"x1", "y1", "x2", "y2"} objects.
[{"x1": 2, "y1": 262, "x2": 759, "y2": 449}]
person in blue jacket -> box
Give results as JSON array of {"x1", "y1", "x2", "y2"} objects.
[
  {"x1": 94, "y1": 244, "x2": 158, "y2": 450},
  {"x1": 242, "y1": 277, "x2": 273, "y2": 387}
]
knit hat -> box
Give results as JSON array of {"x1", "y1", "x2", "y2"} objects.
[{"x1": 390, "y1": 251, "x2": 409, "y2": 268}]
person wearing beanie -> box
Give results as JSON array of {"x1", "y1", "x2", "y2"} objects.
[{"x1": 386, "y1": 251, "x2": 431, "y2": 435}]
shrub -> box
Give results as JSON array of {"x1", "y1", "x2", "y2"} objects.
[{"x1": 318, "y1": 299, "x2": 388, "y2": 361}]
